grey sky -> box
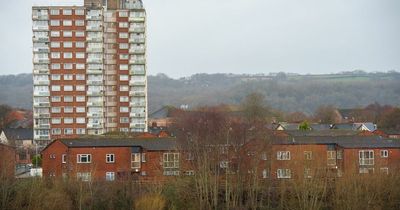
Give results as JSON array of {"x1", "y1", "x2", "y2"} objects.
[{"x1": 0, "y1": 0, "x2": 399, "y2": 78}]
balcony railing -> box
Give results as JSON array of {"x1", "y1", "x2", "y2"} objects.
[
  {"x1": 34, "y1": 113, "x2": 50, "y2": 118},
  {"x1": 129, "y1": 80, "x2": 146, "y2": 86},
  {"x1": 105, "y1": 101, "x2": 117, "y2": 106},
  {"x1": 130, "y1": 102, "x2": 146, "y2": 107},
  {"x1": 105, "y1": 70, "x2": 117, "y2": 75},
  {"x1": 33, "y1": 58, "x2": 50, "y2": 64},
  {"x1": 87, "y1": 124, "x2": 103, "y2": 129},
  {"x1": 32, "y1": 15, "x2": 49, "y2": 20},
  {"x1": 87, "y1": 37, "x2": 102, "y2": 42},
  {"x1": 87, "y1": 69, "x2": 103, "y2": 74},
  {"x1": 128, "y1": 17, "x2": 145, "y2": 22},
  {"x1": 86, "y1": 25, "x2": 102, "y2": 31},
  {"x1": 33, "y1": 80, "x2": 50, "y2": 85},
  {"x1": 86, "y1": 15, "x2": 102, "y2": 20},
  {"x1": 129, "y1": 48, "x2": 145, "y2": 54},
  {"x1": 87, "y1": 112, "x2": 104, "y2": 117},
  {"x1": 105, "y1": 28, "x2": 117, "y2": 33},
  {"x1": 129, "y1": 123, "x2": 146, "y2": 128},
  {"x1": 128, "y1": 38, "x2": 145, "y2": 43},
  {"x1": 34, "y1": 135, "x2": 50, "y2": 140},
  {"x1": 33, "y1": 69, "x2": 50, "y2": 74},
  {"x1": 129, "y1": 59, "x2": 145, "y2": 64},
  {"x1": 87, "y1": 80, "x2": 103, "y2": 85},
  {"x1": 86, "y1": 91, "x2": 102, "y2": 96},
  {"x1": 129, "y1": 70, "x2": 146, "y2": 75},
  {"x1": 105, "y1": 112, "x2": 117, "y2": 117},
  {"x1": 129, "y1": 91, "x2": 146, "y2": 96},
  {"x1": 128, "y1": 27, "x2": 145, "y2": 33},
  {"x1": 36, "y1": 124, "x2": 51, "y2": 129},
  {"x1": 105, "y1": 91, "x2": 117, "y2": 96},
  {"x1": 129, "y1": 112, "x2": 146, "y2": 118},
  {"x1": 33, "y1": 48, "x2": 50, "y2": 53},
  {"x1": 32, "y1": 37, "x2": 49, "y2": 42},
  {"x1": 87, "y1": 101, "x2": 103, "y2": 106},
  {"x1": 86, "y1": 58, "x2": 102, "y2": 64},
  {"x1": 33, "y1": 91, "x2": 50, "y2": 96},
  {"x1": 104, "y1": 17, "x2": 116, "y2": 22},
  {"x1": 33, "y1": 102, "x2": 50, "y2": 107},
  {"x1": 106, "y1": 122, "x2": 117, "y2": 127},
  {"x1": 32, "y1": 25, "x2": 49, "y2": 31}
]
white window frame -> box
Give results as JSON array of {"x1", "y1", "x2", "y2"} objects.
[
  {"x1": 106, "y1": 154, "x2": 115, "y2": 163},
  {"x1": 359, "y1": 150, "x2": 374, "y2": 166},
  {"x1": 277, "y1": 151, "x2": 290, "y2": 160},
  {"x1": 380, "y1": 150, "x2": 388, "y2": 158},
  {"x1": 277, "y1": 169, "x2": 291, "y2": 179},
  {"x1": 77, "y1": 154, "x2": 91, "y2": 163}
]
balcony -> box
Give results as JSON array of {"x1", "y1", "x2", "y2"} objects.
[
  {"x1": 129, "y1": 48, "x2": 145, "y2": 54},
  {"x1": 87, "y1": 124, "x2": 103, "y2": 129},
  {"x1": 34, "y1": 113, "x2": 50, "y2": 118},
  {"x1": 129, "y1": 123, "x2": 146, "y2": 128},
  {"x1": 129, "y1": 80, "x2": 146, "y2": 86},
  {"x1": 87, "y1": 36, "x2": 102, "y2": 42},
  {"x1": 129, "y1": 70, "x2": 146, "y2": 75},
  {"x1": 129, "y1": 91, "x2": 145, "y2": 97},
  {"x1": 87, "y1": 101, "x2": 103, "y2": 106},
  {"x1": 86, "y1": 58, "x2": 102, "y2": 64},
  {"x1": 104, "y1": 17, "x2": 116, "y2": 22},
  {"x1": 104, "y1": 60, "x2": 116, "y2": 65},
  {"x1": 86, "y1": 91, "x2": 102, "y2": 96},
  {"x1": 128, "y1": 17, "x2": 145, "y2": 22},
  {"x1": 128, "y1": 38, "x2": 145, "y2": 44},
  {"x1": 130, "y1": 102, "x2": 146, "y2": 107},
  {"x1": 33, "y1": 69, "x2": 50, "y2": 74},
  {"x1": 105, "y1": 101, "x2": 117, "y2": 106},
  {"x1": 105, "y1": 28, "x2": 117, "y2": 33},
  {"x1": 105, "y1": 80, "x2": 117, "y2": 85},
  {"x1": 33, "y1": 58, "x2": 50, "y2": 64},
  {"x1": 32, "y1": 14, "x2": 49, "y2": 20},
  {"x1": 33, "y1": 80, "x2": 50, "y2": 85},
  {"x1": 105, "y1": 91, "x2": 117, "y2": 96},
  {"x1": 106, "y1": 122, "x2": 117, "y2": 127},
  {"x1": 33, "y1": 102, "x2": 50, "y2": 107},
  {"x1": 87, "y1": 48, "x2": 103, "y2": 53},
  {"x1": 86, "y1": 25, "x2": 102, "y2": 31},
  {"x1": 34, "y1": 135, "x2": 50, "y2": 141},
  {"x1": 128, "y1": 27, "x2": 145, "y2": 33},
  {"x1": 32, "y1": 37, "x2": 49, "y2": 42},
  {"x1": 32, "y1": 25, "x2": 49, "y2": 31},
  {"x1": 105, "y1": 112, "x2": 117, "y2": 117},
  {"x1": 129, "y1": 59, "x2": 145, "y2": 64},
  {"x1": 36, "y1": 124, "x2": 51, "y2": 129},
  {"x1": 86, "y1": 15, "x2": 102, "y2": 20},
  {"x1": 33, "y1": 91, "x2": 50, "y2": 96},
  {"x1": 105, "y1": 70, "x2": 117, "y2": 75},
  {"x1": 87, "y1": 69, "x2": 103, "y2": 74},
  {"x1": 87, "y1": 112, "x2": 103, "y2": 117},
  {"x1": 129, "y1": 112, "x2": 146, "y2": 118},
  {"x1": 33, "y1": 47, "x2": 50, "y2": 53},
  {"x1": 104, "y1": 38, "x2": 116, "y2": 43},
  {"x1": 105, "y1": 49, "x2": 117, "y2": 54},
  {"x1": 87, "y1": 80, "x2": 103, "y2": 85}
]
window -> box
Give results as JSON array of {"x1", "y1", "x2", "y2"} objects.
[
  {"x1": 120, "y1": 107, "x2": 129, "y2": 113},
  {"x1": 50, "y1": 154, "x2": 56, "y2": 159},
  {"x1": 51, "y1": 118, "x2": 61, "y2": 124},
  {"x1": 106, "y1": 154, "x2": 115, "y2": 163},
  {"x1": 359, "y1": 150, "x2": 374, "y2": 166},
  {"x1": 76, "y1": 63, "x2": 85, "y2": 69},
  {"x1": 63, "y1": 9, "x2": 72, "y2": 15},
  {"x1": 106, "y1": 172, "x2": 115, "y2": 181},
  {"x1": 262, "y1": 169, "x2": 269, "y2": 179},
  {"x1": 337, "y1": 150, "x2": 343, "y2": 159},
  {"x1": 51, "y1": 96, "x2": 61, "y2": 102},
  {"x1": 119, "y1": 22, "x2": 128, "y2": 28},
  {"x1": 64, "y1": 118, "x2": 73, "y2": 124},
  {"x1": 327, "y1": 151, "x2": 337, "y2": 166},
  {"x1": 119, "y1": 75, "x2": 129, "y2": 81},
  {"x1": 50, "y1": 20, "x2": 60, "y2": 26},
  {"x1": 63, "y1": 20, "x2": 72, "y2": 26},
  {"x1": 64, "y1": 63, "x2": 73, "y2": 69},
  {"x1": 76, "y1": 74, "x2": 85, "y2": 80},
  {"x1": 64, "y1": 74, "x2": 73, "y2": 80},
  {"x1": 120, "y1": 85, "x2": 129, "y2": 91},
  {"x1": 51, "y1": 42, "x2": 60, "y2": 48},
  {"x1": 119, "y1": 64, "x2": 128, "y2": 70},
  {"x1": 304, "y1": 168, "x2": 312, "y2": 178},
  {"x1": 163, "y1": 153, "x2": 180, "y2": 176},
  {"x1": 119, "y1": 11, "x2": 128, "y2": 17},
  {"x1": 50, "y1": 31, "x2": 60, "y2": 37},
  {"x1": 277, "y1": 151, "x2": 290, "y2": 160},
  {"x1": 64, "y1": 85, "x2": 73, "y2": 91},
  {"x1": 277, "y1": 169, "x2": 291, "y2": 179},
  {"x1": 75, "y1": 31, "x2": 85, "y2": 37},
  {"x1": 51, "y1": 63, "x2": 60, "y2": 69},
  {"x1": 141, "y1": 153, "x2": 146, "y2": 162},
  {"x1": 63, "y1": 31, "x2": 72, "y2": 37},
  {"x1": 52, "y1": 128, "x2": 61, "y2": 135},
  {"x1": 119, "y1": 32, "x2": 128, "y2": 38},
  {"x1": 75, "y1": 9, "x2": 84, "y2": 16},
  {"x1": 381, "y1": 150, "x2": 388, "y2": 158},
  {"x1": 76, "y1": 42, "x2": 85, "y2": 48},
  {"x1": 76, "y1": 52, "x2": 85, "y2": 59},
  {"x1": 76, "y1": 128, "x2": 86, "y2": 135},
  {"x1": 120, "y1": 117, "x2": 129, "y2": 123},
  {"x1": 51, "y1": 85, "x2": 60, "y2": 91},
  {"x1": 51, "y1": 52, "x2": 60, "y2": 59},
  {"x1": 380, "y1": 167, "x2": 389, "y2": 174},
  {"x1": 64, "y1": 107, "x2": 73, "y2": 113},
  {"x1": 50, "y1": 9, "x2": 59, "y2": 15},
  {"x1": 76, "y1": 117, "x2": 85, "y2": 124},
  {"x1": 261, "y1": 152, "x2": 267, "y2": 160},
  {"x1": 76, "y1": 96, "x2": 85, "y2": 102},
  {"x1": 63, "y1": 42, "x2": 72, "y2": 48},
  {"x1": 51, "y1": 74, "x2": 61, "y2": 80},
  {"x1": 76, "y1": 85, "x2": 85, "y2": 91},
  {"x1": 64, "y1": 96, "x2": 73, "y2": 102},
  {"x1": 77, "y1": 172, "x2": 91, "y2": 182},
  {"x1": 64, "y1": 128, "x2": 73, "y2": 135},
  {"x1": 120, "y1": 96, "x2": 129, "y2": 102},
  {"x1": 119, "y1": 43, "x2": 129, "y2": 49},
  {"x1": 131, "y1": 153, "x2": 141, "y2": 169},
  {"x1": 304, "y1": 151, "x2": 312, "y2": 160},
  {"x1": 51, "y1": 107, "x2": 61, "y2": 113},
  {"x1": 76, "y1": 107, "x2": 85, "y2": 113},
  {"x1": 77, "y1": 154, "x2": 91, "y2": 163},
  {"x1": 62, "y1": 154, "x2": 67, "y2": 163},
  {"x1": 63, "y1": 52, "x2": 73, "y2": 59},
  {"x1": 119, "y1": 54, "x2": 129, "y2": 60}
]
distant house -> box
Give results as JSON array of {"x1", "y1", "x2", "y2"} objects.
[
  {"x1": 148, "y1": 106, "x2": 180, "y2": 128},
  {"x1": 275, "y1": 123, "x2": 331, "y2": 131},
  {"x1": 0, "y1": 143, "x2": 16, "y2": 178},
  {"x1": 332, "y1": 123, "x2": 377, "y2": 132},
  {"x1": 375, "y1": 130, "x2": 400, "y2": 139},
  {"x1": 41, "y1": 137, "x2": 187, "y2": 182},
  {"x1": 0, "y1": 128, "x2": 34, "y2": 164}
]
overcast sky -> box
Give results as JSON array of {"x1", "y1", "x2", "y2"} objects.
[{"x1": 0, "y1": 0, "x2": 399, "y2": 78}]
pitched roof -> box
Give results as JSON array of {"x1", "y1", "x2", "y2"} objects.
[
  {"x1": 59, "y1": 137, "x2": 177, "y2": 151},
  {"x1": 274, "y1": 135, "x2": 400, "y2": 148},
  {"x1": 283, "y1": 130, "x2": 361, "y2": 137},
  {"x1": 2, "y1": 128, "x2": 33, "y2": 140}
]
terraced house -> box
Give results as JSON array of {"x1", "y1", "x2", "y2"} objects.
[{"x1": 32, "y1": 0, "x2": 148, "y2": 145}]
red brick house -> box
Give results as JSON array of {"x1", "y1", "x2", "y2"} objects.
[
  {"x1": 0, "y1": 143, "x2": 16, "y2": 178},
  {"x1": 41, "y1": 137, "x2": 182, "y2": 182}
]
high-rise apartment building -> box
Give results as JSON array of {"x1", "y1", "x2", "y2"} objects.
[{"x1": 32, "y1": 0, "x2": 148, "y2": 144}]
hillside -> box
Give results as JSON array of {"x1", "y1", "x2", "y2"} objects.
[{"x1": 1, "y1": 72, "x2": 400, "y2": 114}]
